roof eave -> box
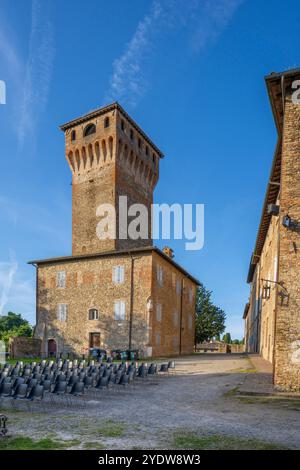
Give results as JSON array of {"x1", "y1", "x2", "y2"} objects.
[{"x1": 59, "y1": 101, "x2": 164, "y2": 158}]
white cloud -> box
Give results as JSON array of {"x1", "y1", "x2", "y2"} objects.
[
  {"x1": 105, "y1": 0, "x2": 244, "y2": 107},
  {"x1": 0, "y1": 251, "x2": 18, "y2": 316},
  {"x1": 104, "y1": 0, "x2": 163, "y2": 106},
  {"x1": 17, "y1": 0, "x2": 55, "y2": 146},
  {"x1": 0, "y1": 28, "x2": 21, "y2": 74}
]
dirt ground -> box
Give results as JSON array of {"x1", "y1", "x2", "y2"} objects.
[{"x1": 1, "y1": 354, "x2": 300, "y2": 450}]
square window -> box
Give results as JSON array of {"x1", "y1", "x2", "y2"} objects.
[
  {"x1": 157, "y1": 266, "x2": 163, "y2": 286},
  {"x1": 89, "y1": 309, "x2": 99, "y2": 320},
  {"x1": 114, "y1": 300, "x2": 126, "y2": 321},
  {"x1": 57, "y1": 304, "x2": 67, "y2": 322},
  {"x1": 156, "y1": 304, "x2": 162, "y2": 322},
  {"x1": 113, "y1": 265, "x2": 125, "y2": 284},
  {"x1": 57, "y1": 271, "x2": 66, "y2": 288}
]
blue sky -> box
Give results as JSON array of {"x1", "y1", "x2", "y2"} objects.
[{"x1": 0, "y1": 0, "x2": 299, "y2": 339}]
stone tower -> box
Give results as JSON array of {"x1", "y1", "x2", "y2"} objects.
[{"x1": 60, "y1": 103, "x2": 163, "y2": 255}]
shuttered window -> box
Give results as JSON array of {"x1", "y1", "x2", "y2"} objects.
[
  {"x1": 57, "y1": 304, "x2": 67, "y2": 322},
  {"x1": 112, "y1": 266, "x2": 125, "y2": 284},
  {"x1": 157, "y1": 266, "x2": 163, "y2": 286},
  {"x1": 156, "y1": 304, "x2": 162, "y2": 322},
  {"x1": 57, "y1": 271, "x2": 66, "y2": 288},
  {"x1": 114, "y1": 300, "x2": 126, "y2": 321}
]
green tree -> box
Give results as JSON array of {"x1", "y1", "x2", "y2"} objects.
[
  {"x1": 195, "y1": 284, "x2": 226, "y2": 343},
  {"x1": 0, "y1": 312, "x2": 32, "y2": 347},
  {"x1": 222, "y1": 332, "x2": 232, "y2": 344}
]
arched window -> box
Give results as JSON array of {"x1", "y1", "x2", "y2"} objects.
[
  {"x1": 89, "y1": 308, "x2": 99, "y2": 320},
  {"x1": 104, "y1": 117, "x2": 110, "y2": 128},
  {"x1": 71, "y1": 130, "x2": 76, "y2": 141},
  {"x1": 83, "y1": 123, "x2": 96, "y2": 137}
]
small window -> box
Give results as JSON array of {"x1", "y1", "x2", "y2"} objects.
[
  {"x1": 71, "y1": 130, "x2": 76, "y2": 141},
  {"x1": 130, "y1": 129, "x2": 134, "y2": 141},
  {"x1": 121, "y1": 120, "x2": 125, "y2": 131},
  {"x1": 83, "y1": 123, "x2": 96, "y2": 137},
  {"x1": 156, "y1": 304, "x2": 162, "y2": 322},
  {"x1": 173, "y1": 311, "x2": 179, "y2": 327},
  {"x1": 157, "y1": 266, "x2": 163, "y2": 286},
  {"x1": 104, "y1": 117, "x2": 110, "y2": 128},
  {"x1": 176, "y1": 279, "x2": 181, "y2": 295},
  {"x1": 57, "y1": 304, "x2": 67, "y2": 322},
  {"x1": 112, "y1": 266, "x2": 125, "y2": 284},
  {"x1": 145, "y1": 146, "x2": 149, "y2": 156},
  {"x1": 138, "y1": 138, "x2": 142, "y2": 149},
  {"x1": 57, "y1": 271, "x2": 66, "y2": 288},
  {"x1": 89, "y1": 308, "x2": 99, "y2": 320},
  {"x1": 114, "y1": 300, "x2": 126, "y2": 321},
  {"x1": 156, "y1": 333, "x2": 161, "y2": 346},
  {"x1": 152, "y1": 153, "x2": 156, "y2": 163}
]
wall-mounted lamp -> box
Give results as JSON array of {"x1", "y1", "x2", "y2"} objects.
[
  {"x1": 282, "y1": 215, "x2": 300, "y2": 231},
  {"x1": 261, "y1": 278, "x2": 289, "y2": 306},
  {"x1": 262, "y1": 284, "x2": 271, "y2": 300}
]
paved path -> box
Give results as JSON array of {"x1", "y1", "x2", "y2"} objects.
[{"x1": 2, "y1": 354, "x2": 300, "y2": 449}]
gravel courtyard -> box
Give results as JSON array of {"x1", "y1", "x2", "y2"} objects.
[{"x1": 1, "y1": 354, "x2": 300, "y2": 450}]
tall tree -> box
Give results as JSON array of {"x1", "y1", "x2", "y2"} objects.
[
  {"x1": 222, "y1": 332, "x2": 232, "y2": 344},
  {"x1": 0, "y1": 312, "x2": 32, "y2": 346},
  {"x1": 195, "y1": 284, "x2": 226, "y2": 343}
]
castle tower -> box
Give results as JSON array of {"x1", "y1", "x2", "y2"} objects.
[{"x1": 60, "y1": 103, "x2": 164, "y2": 255}]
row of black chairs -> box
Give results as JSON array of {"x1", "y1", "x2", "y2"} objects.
[{"x1": 0, "y1": 359, "x2": 175, "y2": 411}]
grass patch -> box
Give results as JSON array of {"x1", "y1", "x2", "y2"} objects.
[
  {"x1": 83, "y1": 440, "x2": 105, "y2": 450},
  {"x1": 238, "y1": 395, "x2": 300, "y2": 410},
  {"x1": 0, "y1": 436, "x2": 80, "y2": 450},
  {"x1": 97, "y1": 420, "x2": 125, "y2": 438},
  {"x1": 229, "y1": 368, "x2": 257, "y2": 374},
  {"x1": 172, "y1": 431, "x2": 286, "y2": 450},
  {"x1": 224, "y1": 386, "x2": 239, "y2": 397}
]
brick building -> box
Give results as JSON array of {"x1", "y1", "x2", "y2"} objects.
[
  {"x1": 29, "y1": 103, "x2": 199, "y2": 358},
  {"x1": 244, "y1": 68, "x2": 300, "y2": 391}
]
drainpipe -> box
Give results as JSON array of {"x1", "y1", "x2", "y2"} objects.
[
  {"x1": 271, "y1": 75, "x2": 285, "y2": 382},
  {"x1": 179, "y1": 278, "x2": 184, "y2": 355},
  {"x1": 128, "y1": 254, "x2": 134, "y2": 350}
]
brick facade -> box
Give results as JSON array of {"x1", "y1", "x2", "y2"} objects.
[
  {"x1": 30, "y1": 103, "x2": 199, "y2": 358},
  {"x1": 245, "y1": 69, "x2": 300, "y2": 391}
]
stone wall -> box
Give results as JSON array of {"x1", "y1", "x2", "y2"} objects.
[
  {"x1": 151, "y1": 252, "x2": 196, "y2": 357},
  {"x1": 9, "y1": 337, "x2": 42, "y2": 358},
  {"x1": 274, "y1": 81, "x2": 300, "y2": 391},
  {"x1": 35, "y1": 250, "x2": 197, "y2": 358},
  {"x1": 259, "y1": 208, "x2": 279, "y2": 364}
]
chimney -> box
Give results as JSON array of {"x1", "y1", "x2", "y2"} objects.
[{"x1": 162, "y1": 246, "x2": 174, "y2": 259}]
